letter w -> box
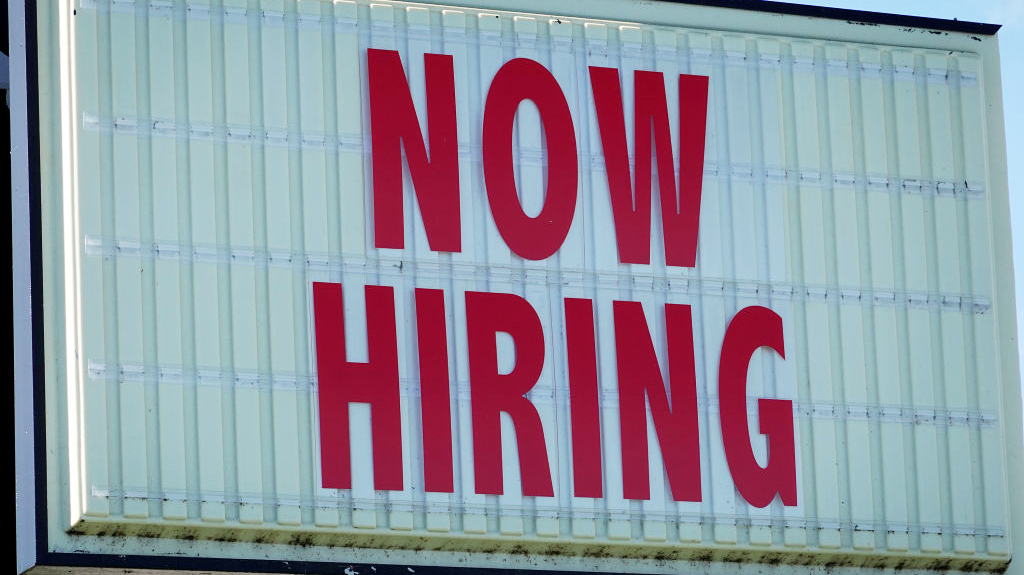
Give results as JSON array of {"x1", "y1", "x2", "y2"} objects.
[
  {"x1": 589, "y1": 67, "x2": 708, "y2": 267},
  {"x1": 369, "y1": 49, "x2": 461, "y2": 252}
]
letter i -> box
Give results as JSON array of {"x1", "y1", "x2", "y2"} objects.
[
  {"x1": 565, "y1": 298, "x2": 603, "y2": 498},
  {"x1": 415, "y1": 288, "x2": 455, "y2": 493}
]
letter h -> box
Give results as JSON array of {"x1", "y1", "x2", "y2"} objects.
[{"x1": 312, "y1": 282, "x2": 403, "y2": 490}]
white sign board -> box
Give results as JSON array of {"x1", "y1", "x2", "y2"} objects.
[{"x1": 33, "y1": 0, "x2": 1022, "y2": 572}]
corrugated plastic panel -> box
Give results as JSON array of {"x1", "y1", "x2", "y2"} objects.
[{"x1": 41, "y1": 0, "x2": 1019, "y2": 571}]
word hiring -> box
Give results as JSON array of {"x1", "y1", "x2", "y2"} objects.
[{"x1": 313, "y1": 283, "x2": 798, "y2": 508}]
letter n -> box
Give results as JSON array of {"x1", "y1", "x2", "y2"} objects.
[
  {"x1": 614, "y1": 301, "x2": 701, "y2": 501},
  {"x1": 368, "y1": 49, "x2": 461, "y2": 252}
]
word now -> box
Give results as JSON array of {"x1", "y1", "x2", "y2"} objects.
[
  {"x1": 313, "y1": 283, "x2": 798, "y2": 508},
  {"x1": 368, "y1": 48, "x2": 709, "y2": 266}
]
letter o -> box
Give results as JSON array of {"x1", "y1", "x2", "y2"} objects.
[{"x1": 482, "y1": 58, "x2": 578, "y2": 260}]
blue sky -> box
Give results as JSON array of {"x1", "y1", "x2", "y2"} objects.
[{"x1": 795, "y1": 0, "x2": 1024, "y2": 414}]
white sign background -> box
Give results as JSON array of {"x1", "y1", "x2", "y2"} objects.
[{"x1": 38, "y1": 0, "x2": 1019, "y2": 570}]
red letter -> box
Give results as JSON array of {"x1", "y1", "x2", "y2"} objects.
[
  {"x1": 415, "y1": 288, "x2": 454, "y2": 493},
  {"x1": 483, "y1": 58, "x2": 577, "y2": 260},
  {"x1": 312, "y1": 282, "x2": 403, "y2": 490},
  {"x1": 614, "y1": 301, "x2": 700, "y2": 501},
  {"x1": 719, "y1": 306, "x2": 797, "y2": 507},
  {"x1": 368, "y1": 49, "x2": 460, "y2": 252},
  {"x1": 565, "y1": 298, "x2": 602, "y2": 498},
  {"x1": 589, "y1": 67, "x2": 708, "y2": 267},
  {"x1": 466, "y1": 291, "x2": 554, "y2": 496}
]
